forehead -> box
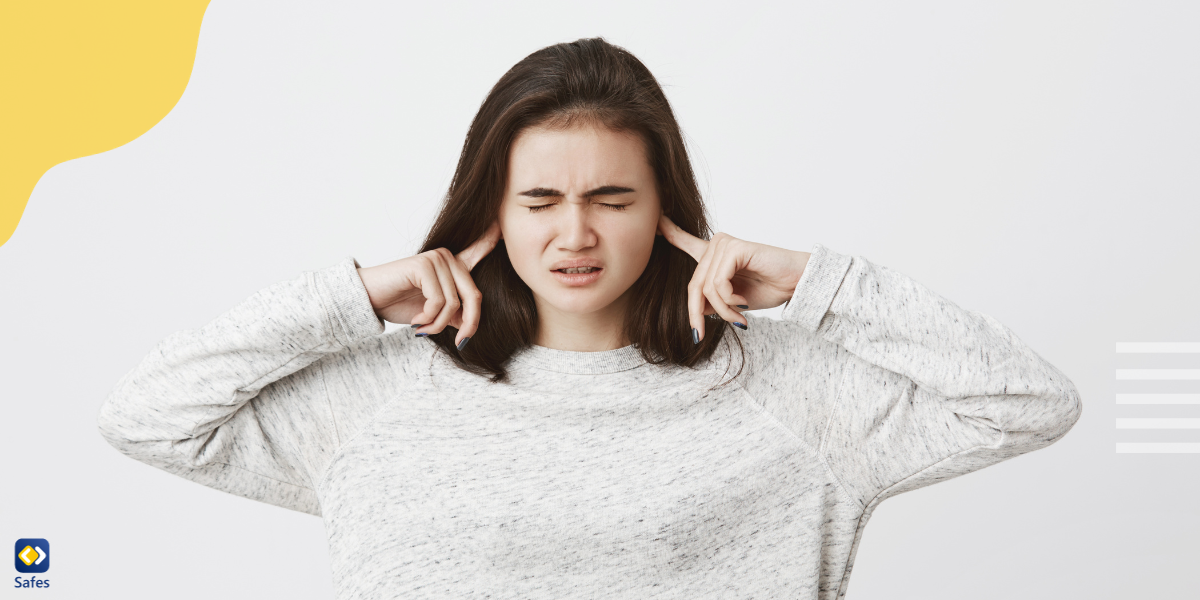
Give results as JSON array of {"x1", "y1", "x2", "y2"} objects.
[{"x1": 507, "y1": 124, "x2": 650, "y2": 185}]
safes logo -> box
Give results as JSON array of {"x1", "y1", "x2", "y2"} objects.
[
  {"x1": 15, "y1": 539, "x2": 49, "y2": 573},
  {"x1": 13, "y1": 539, "x2": 50, "y2": 589}
]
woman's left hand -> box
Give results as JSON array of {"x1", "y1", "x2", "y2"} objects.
[{"x1": 657, "y1": 214, "x2": 811, "y2": 343}]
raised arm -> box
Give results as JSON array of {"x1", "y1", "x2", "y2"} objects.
[
  {"x1": 735, "y1": 243, "x2": 1083, "y2": 511},
  {"x1": 96, "y1": 257, "x2": 385, "y2": 515}
]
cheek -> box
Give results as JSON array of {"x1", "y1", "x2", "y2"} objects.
[
  {"x1": 502, "y1": 225, "x2": 547, "y2": 271},
  {"x1": 610, "y1": 226, "x2": 657, "y2": 277}
]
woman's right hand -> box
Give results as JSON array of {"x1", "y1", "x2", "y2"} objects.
[{"x1": 355, "y1": 221, "x2": 501, "y2": 348}]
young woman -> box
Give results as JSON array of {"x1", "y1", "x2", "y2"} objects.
[{"x1": 98, "y1": 37, "x2": 1082, "y2": 599}]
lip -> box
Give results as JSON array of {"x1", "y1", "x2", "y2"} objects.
[
  {"x1": 550, "y1": 258, "x2": 604, "y2": 270},
  {"x1": 549, "y1": 258, "x2": 604, "y2": 287},
  {"x1": 551, "y1": 266, "x2": 603, "y2": 286}
]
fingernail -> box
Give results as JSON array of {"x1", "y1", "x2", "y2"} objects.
[
  {"x1": 736, "y1": 305, "x2": 749, "y2": 309},
  {"x1": 456, "y1": 337, "x2": 471, "y2": 351},
  {"x1": 410, "y1": 323, "x2": 423, "y2": 328},
  {"x1": 733, "y1": 322, "x2": 748, "y2": 330},
  {"x1": 416, "y1": 332, "x2": 428, "y2": 337},
  {"x1": 691, "y1": 327, "x2": 699, "y2": 345}
]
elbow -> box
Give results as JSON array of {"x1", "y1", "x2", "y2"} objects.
[
  {"x1": 96, "y1": 397, "x2": 133, "y2": 455},
  {"x1": 96, "y1": 393, "x2": 156, "y2": 461},
  {"x1": 1045, "y1": 378, "x2": 1083, "y2": 443},
  {"x1": 97, "y1": 371, "x2": 144, "y2": 455},
  {"x1": 99, "y1": 398, "x2": 227, "y2": 471}
]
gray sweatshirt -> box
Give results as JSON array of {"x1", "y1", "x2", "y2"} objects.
[{"x1": 97, "y1": 243, "x2": 1082, "y2": 599}]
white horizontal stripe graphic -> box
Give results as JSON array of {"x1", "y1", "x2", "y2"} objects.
[
  {"x1": 1115, "y1": 369, "x2": 1200, "y2": 380},
  {"x1": 1116, "y1": 394, "x2": 1200, "y2": 404},
  {"x1": 1116, "y1": 443, "x2": 1200, "y2": 453},
  {"x1": 1116, "y1": 418, "x2": 1200, "y2": 429},
  {"x1": 1115, "y1": 343, "x2": 1200, "y2": 353}
]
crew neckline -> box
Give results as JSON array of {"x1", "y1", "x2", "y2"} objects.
[{"x1": 509, "y1": 343, "x2": 648, "y2": 375}]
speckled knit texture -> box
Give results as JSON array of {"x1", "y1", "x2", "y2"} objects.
[{"x1": 97, "y1": 243, "x2": 1082, "y2": 599}]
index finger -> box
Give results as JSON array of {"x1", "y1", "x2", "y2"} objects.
[
  {"x1": 456, "y1": 220, "x2": 502, "y2": 271},
  {"x1": 657, "y1": 213, "x2": 708, "y2": 262}
]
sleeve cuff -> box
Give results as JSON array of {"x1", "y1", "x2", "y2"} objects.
[
  {"x1": 311, "y1": 256, "x2": 386, "y2": 346},
  {"x1": 780, "y1": 243, "x2": 854, "y2": 332}
]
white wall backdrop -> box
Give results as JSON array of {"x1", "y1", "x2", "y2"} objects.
[{"x1": 3, "y1": 1, "x2": 1198, "y2": 598}]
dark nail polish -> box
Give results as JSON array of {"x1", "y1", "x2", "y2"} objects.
[
  {"x1": 410, "y1": 323, "x2": 423, "y2": 328},
  {"x1": 733, "y1": 322, "x2": 748, "y2": 330},
  {"x1": 691, "y1": 327, "x2": 699, "y2": 345},
  {"x1": 415, "y1": 332, "x2": 428, "y2": 337},
  {"x1": 736, "y1": 305, "x2": 749, "y2": 309},
  {"x1": 456, "y1": 337, "x2": 471, "y2": 351}
]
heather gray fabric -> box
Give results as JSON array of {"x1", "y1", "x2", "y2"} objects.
[{"x1": 97, "y1": 243, "x2": 1082, "y2": 599}]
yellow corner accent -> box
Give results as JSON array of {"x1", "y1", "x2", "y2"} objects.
[{"x1": 0, "y1": 0, "x2": 211, "y2": 248}]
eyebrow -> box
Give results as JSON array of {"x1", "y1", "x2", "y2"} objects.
[{"x1": 518, "y1": 185, "x2": 635, "y2": 199}]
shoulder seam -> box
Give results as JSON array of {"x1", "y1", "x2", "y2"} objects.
[
  {"x1": 312, "y1": 393, "x2": 404, "y2": 494},
  {"x1": 317, "y1": 358, "x2": 341, "y2": 450},
  {"x1": 311, "y1": 340, "x2": 435, "y2": 494},
  {"x1": 818, "y1": 358, "x2": 865, "y2": 510},
  {"x1": 731, "y1": 377, "x2": 863, "y2": 513},
  {"x1": 215, "y1": 460, "x2": 314, "y2": 492}
]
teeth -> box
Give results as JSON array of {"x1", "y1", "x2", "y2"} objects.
[{"x1": 559, "y1": 267, "x2": 598, "y2": 274}]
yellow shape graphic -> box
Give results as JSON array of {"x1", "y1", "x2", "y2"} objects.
[
  {"x1": 18, "y1": 545, "x2": 39, "y2": 566},
  {"x1": 0, "y1": 0, "x2": 211, "y2": 249}
]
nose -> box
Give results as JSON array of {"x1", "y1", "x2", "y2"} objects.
[{"x1": 555, "y1": 200, "x2": 598, "y2": 251}]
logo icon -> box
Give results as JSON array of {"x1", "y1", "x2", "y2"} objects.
[{"x1": 15, "y1": 539, "x2": 49, "y2": 574}]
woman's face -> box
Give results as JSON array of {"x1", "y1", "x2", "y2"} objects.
[{"x1": 498, "y1": 123, "x2": 661, "y2": 317}]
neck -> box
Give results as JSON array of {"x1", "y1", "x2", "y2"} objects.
[{"x1": 532, "y1": 289, "x2": 632, "y2": 352}]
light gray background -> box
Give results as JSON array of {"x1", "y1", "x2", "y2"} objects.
[{"x1": 3, "y1": 0, "x2": 1197, "y2": 598}]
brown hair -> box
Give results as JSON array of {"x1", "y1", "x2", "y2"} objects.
[{"x1": 418, "y1": 37, "x2": 744, "y2": 383}]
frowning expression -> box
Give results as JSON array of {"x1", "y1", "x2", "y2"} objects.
[{"x1": 498, "y1": 123, "x2": 661, "y2": 316}]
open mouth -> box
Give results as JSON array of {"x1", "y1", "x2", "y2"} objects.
[{"x1": 551, "y1": 266, "x2": 604, "y2": 286}]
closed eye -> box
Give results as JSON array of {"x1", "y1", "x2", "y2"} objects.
[
  {"x1": 528, "y1": 203, "x2": 629, "y2": 213},
  {"x1": 520, "y1": 185, "x2": 635, "y2": 213}
]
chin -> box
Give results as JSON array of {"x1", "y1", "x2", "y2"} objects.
[{"x1": 536, "y1": 288, "x2": 621, "y2": 315}]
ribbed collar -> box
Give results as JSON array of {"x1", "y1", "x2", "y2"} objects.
[{"x1": 509, "y1": 343, "x2": 649, "y2": 375}]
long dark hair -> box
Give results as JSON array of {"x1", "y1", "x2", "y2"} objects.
[{"x1": 418, "y1": 37, "x2": 744, "y2": 383}]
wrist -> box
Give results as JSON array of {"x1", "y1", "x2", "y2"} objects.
[
  {"x1": 355, "y1": 266, "x2": 386, "y2": 312},
  {"x1": 789, "y1": 250, "x2": 811, "y2": 292}
]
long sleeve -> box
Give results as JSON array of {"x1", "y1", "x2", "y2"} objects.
[
  {"x1": 734, "y1": 243, "x2": 1082, "y2": 512},
  {"x1": 96, "y1": 257, "x2": 386, "y2": 516}
]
